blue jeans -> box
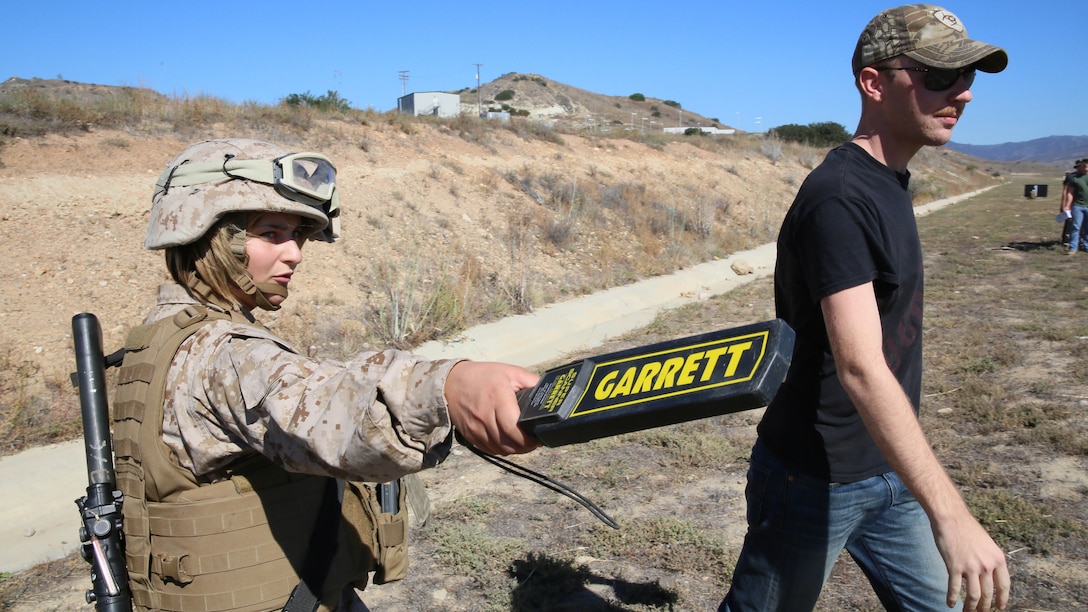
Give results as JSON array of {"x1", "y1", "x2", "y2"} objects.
[
  {"x1": 719, "y1": 440, "x2": 956, "y2": 612},
  {"x1": 1069, "y1": 205, "x2": 1088, "y2": 252}
]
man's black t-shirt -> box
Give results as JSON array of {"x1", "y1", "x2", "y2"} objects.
[{"x1": 758, "y1": 142, "x2": 924, "y2": 483}]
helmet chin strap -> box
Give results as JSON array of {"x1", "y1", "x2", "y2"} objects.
[
  {"x1": 233, "y1": 273, "x2": 287, "y2": 311},
  {"x1": 187, "y1": 272, "x2": 231, "y2": 310},
  {"x1": 227, "y1": 234, "x2": 286, "y2": 311}
]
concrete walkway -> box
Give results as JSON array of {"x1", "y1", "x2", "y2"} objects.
[{"x1": 0, "y1": 186, "x2": 993, "y2": 574}]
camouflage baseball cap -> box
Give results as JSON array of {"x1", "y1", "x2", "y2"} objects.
[
  {"x1": 146, "y1": 138, "x2": 341, "y2": 249},
  {"x1": 852, "y1": 4, "x2": 1008, "y2": 76}
]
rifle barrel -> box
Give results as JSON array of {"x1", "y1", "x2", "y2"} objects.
[
  {"x1": 73, "y1": 313, "x2": 115, "y2": 487},
  {"x1": 72, "y1": 313, "x2": 133, "y2": 611}
]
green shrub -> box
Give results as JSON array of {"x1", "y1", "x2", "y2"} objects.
[
  {"x1": 494, "y1": 89, "x2": 515, "y2": 101},
  {"x1": 767, "y1": 121, "x2": 850, "y2": 148},
  {"x1": 282, "y1": 89, "x2": 351, "y2": 113},
  {"x1": 629, "y1": 93, "x2": 646, "y2": 102}
]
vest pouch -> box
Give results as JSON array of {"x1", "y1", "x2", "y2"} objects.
[
  {"x1": 343, "y1": 480, "x2": 409, "y2": 585},
  {"x1": 144, "y1": 476, "x2": 328, "y2": 612},
  {"x1": 112, "y1": 306, "x2": 381, "y2": 609}
]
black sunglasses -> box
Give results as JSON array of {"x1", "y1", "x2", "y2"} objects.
[{"x1": 875, "y1": 65, "x2": 976, "y2": 92}]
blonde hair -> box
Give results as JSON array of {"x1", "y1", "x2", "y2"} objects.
[{"x1": 165, "y1": 214, "x2": 249, "y2": 309}]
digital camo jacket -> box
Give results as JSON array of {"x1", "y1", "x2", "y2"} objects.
[{"x1": 145, "y1": 283, "x2": 459, "y2": 484}]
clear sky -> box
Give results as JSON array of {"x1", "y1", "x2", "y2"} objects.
[{"x1": 3, "y1": 1, "x2": 1080, "y2": 146}]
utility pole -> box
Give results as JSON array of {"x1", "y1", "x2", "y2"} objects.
[
  {"x1": 473, "y1": 63, "x2": 483, "y2": 117},
  {"x1": 398, "y1": 70, "x2": 409, "y2": 97}
]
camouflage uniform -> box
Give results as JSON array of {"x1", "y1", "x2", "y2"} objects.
[
  {"x1": 114, "y1": 139, "x2": 460, "y2": 610},
  {"x1": 149, "y1": 281, "x2": 459, "y2": 485}
]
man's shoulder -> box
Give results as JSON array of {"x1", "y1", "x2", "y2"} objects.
[
  {"x1": 790, "y1": 145, "x2": 874, "y2": 209},
  {"x1": 798, "y1": 144, "x2": 877, "y2": 189}
]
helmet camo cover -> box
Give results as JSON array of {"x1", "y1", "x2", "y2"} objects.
[{"x1": 146, "y1": 138, "x2": 340, "y2": 249}]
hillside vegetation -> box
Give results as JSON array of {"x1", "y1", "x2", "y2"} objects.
[
  {"x1": 5, "y1": 176, "x2": 1088, "y2": 612},
  {"x1": 0, "y1": 75, "x2": 1015, "y2": 453}
]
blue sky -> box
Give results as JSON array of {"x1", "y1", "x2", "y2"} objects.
[{"x1": 4, "y1": 1, "x2": 1081, "y2": 146}]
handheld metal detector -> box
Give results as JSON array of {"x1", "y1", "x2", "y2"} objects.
[{"x1": 517, "y1": 318, "x2": 794, "y2": 447}]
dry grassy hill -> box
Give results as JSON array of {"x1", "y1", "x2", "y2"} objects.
[
  {"x1": 458, "y1": 72, "x2": 729, "y2": 133},
  {"x1": 2, "y1": 76, "x2": 1086, "y2": 612},
  {"x1": 0, "y1": 75, "x2": 1031, "y2": 452}
]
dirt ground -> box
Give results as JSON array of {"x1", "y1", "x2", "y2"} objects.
[
  {"x1": 2, "y1": 110, "x2": 1083, "y2": 609},
  {"x1": 5, "y1": 180, "x2": 1088, "y2": 611},
  {"x1": 354, "y1": 183, "x2": 1088, "y2": 612},
  {"x1": 0, "y1": 110, "x2": 1002, "y2": 397},
  {"x1": 0, "y1": 124, "x2": 805, "y2": 392}
]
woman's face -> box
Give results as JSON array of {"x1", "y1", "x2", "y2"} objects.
[{"x1": 240, "y1": 212, "x2": 304, "y2": 309}]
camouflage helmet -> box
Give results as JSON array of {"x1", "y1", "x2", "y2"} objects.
[{"x1": 146, "y1": 138, "x2": 341, "y2": 249}]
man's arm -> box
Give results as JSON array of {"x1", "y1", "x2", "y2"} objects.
[
  {"x1": 1061, "y1": 182, "x2": 1073, "y2": 212},
  {"x1": 821, "y1": 283, "x2": 1010, "y2": 611}
]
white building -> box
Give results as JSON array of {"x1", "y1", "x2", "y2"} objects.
[
  {"x1": 397, "y1": 92, "x2": 461, "y2": 118},
  {"x1": 662, "y1": 126, "x2": 736, "y2": 136}
]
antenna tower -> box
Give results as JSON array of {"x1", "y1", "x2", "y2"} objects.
[{"x1": 473, "y1": 63, "x2": 483, "y2": 117}]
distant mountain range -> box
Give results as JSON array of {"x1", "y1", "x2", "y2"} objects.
[{"x1": 945, "y1": 135, "x2": 1088, "y2": 166}]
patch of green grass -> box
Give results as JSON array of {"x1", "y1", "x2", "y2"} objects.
[
  {"x1": 959, "y1": 356, "x2": 998, "y2": 375},
  {"x1": 1016, "y1": 420, "x2": 1088, "y2": 456},
  {"x1": 965, "y1": 488, "x2": 1086, "y2": 554},
  {"x1": 425, "y1": 521, "x2": 525, "y2": 611},
  {"x1": 430, "y1": 522, "x2": 524, "y2": 576},
  {"x1": 1028, "y1": 379, "x2": 1053, "y2": 395},
  {"x1": 949, "y1": 378, "x2": 1007, "y2": 431},
  {"x1": 584, "y1": 515, "x2": 733, "y2": 581},
  {"x1": 631, "y1": 423, "x2": 745, "y2": 468},
  {"x1": 433, "y1": 495, "x2": 499, "y2": 521}
]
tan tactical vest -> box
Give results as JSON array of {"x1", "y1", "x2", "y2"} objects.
[{"x1": 112, "y1": 305, "x2": 408, "y2": 612}]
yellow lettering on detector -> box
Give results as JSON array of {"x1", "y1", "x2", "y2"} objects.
[
  {"x1": 653, "y1": 357, "x2": 685, "y2": 391},
  {"x1": 543, "y1": 367, "x2": 578, "y2": 412},
  {"x1": 589, "y1": 338, "x2": 760, "y2": 403},
  {"x1": 632, "y1": 361, "x2": 661, "y2": 394},
  {"x1": 723, "y1": 342, "x2": 753, "y2": 376},
  {"x1": 699, "y1": 347, "x2": 730, "y2": 381},
  {"x1": 611, "y1": 367, "x2": 636, "y2": 398},
  {"x1": 594, "y1": 370, "x2": 618, "y2": 401},
  {"x1": 677, "y1": 351, "x2": 703, "y2": 385}
]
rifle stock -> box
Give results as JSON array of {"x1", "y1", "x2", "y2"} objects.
[{"x1": 72, "y1": 313, "x2": 132, "y2": 612}]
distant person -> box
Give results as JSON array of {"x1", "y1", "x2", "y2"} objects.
[
  {"x1": 114, "y1": 138, "x2": 539, "y2": 611},
  {"x1": 718, "y1": 5, "x2": 1010, "y2": 612},
  {"x1": 1058, "y1": 169, "x2": 1074, "y2": 248},
  {"x1": 1061, "y1": 158, "x2": 1088, "y2": 254}
]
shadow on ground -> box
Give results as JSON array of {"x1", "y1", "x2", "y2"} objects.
[
  {"x1": 509, "y1": 552, "x2": 679, "y2": 611},
  {"x1": 1003, "y1": 238, "x2": 1065, "y2": 252}
]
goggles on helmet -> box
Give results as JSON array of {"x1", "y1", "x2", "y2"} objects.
[
  {"x1": 155, "y1": 151, "x2": 340, "y2": 229},
  {"x1": 267, "y1": 153, "x2": 336, "y2": 205}
]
